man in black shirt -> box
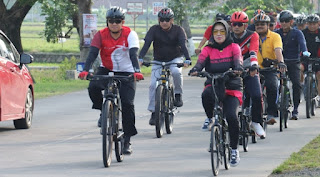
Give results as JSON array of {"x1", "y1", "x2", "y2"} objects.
[{"x1": 139, "y1": 8, "x2": 191, "y2": 125}]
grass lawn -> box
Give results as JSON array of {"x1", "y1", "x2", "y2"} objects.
[{"x1": 272, "y1": 135, "x2": 320, "y2": 174}]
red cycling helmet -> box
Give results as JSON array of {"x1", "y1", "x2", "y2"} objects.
[{"x1": 231, "y1": 11, "x2": 249, "y2": 23}]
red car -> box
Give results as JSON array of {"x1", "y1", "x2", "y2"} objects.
[{"x1": 0, "y1": 30, "x2": 34, "y2": 129}]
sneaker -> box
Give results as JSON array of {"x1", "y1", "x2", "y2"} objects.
[
  {"x1": 266, "y1": 115, "x2": 277, "y2": 125},
  {"x1": 123, "y1": 136, "x2": 132, "y2": 155},
  {"x1": 149, "y1": 113, "x2": 155, "y2": 126},
  {"x1": 290, "y1": 113, "x2": 299, "y2": 120},
  {"x1": 230, "y1": 149, "x2": 240, "y2": 167},
  {"x1": 174, "y1": 94, "x2": 183, "y2": 107},
  {"x1": 250, "y1": 122, "x2": 265, "y2": 137},
  {"x1": 123, "y1": 142, "x2": 132, "y2": 155},
  {"x1": 98, "y1": 114, "x2": 102, "y2": 127},
  {"x1": 201, "y1": 118, "x2": 213, "y2": 131}
]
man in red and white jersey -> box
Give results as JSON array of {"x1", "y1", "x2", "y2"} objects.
[{"x1": 79, "y1": 7, "x2": 143, "y2": 155}]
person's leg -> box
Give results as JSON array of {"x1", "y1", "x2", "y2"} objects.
[
  {"x1": 201, "y1": 85, "x2": 215, "y2": 131},
  {"x1": 170, "y1": 57, "x2": 183, "y2": 107},
  {"x1": 261, "y1": 71, "x2": 278, "y2": 124},
  {"x1": 88, "y1": 67, "x2": 109, "y2": 127},
  {"x1": 119, "y1": 79, "x2": 137, "y2": 155},
  {"x1": 245, "y1": 74, "x2": 265, "y2": 136},
  {"x1": 147, "y1": 63, "x2": 162, "y2": 125},
  {"x1": 223, "y1": 95, "x2": 240, "y2": 166},
  {"x1": 286, "y1": 62, "x2": 301, "y2": 119}
]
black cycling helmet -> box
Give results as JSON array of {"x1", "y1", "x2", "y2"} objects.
[
  {"x1": 306, "y1": 14, "x2": 320, "y2": 22},
  {"x1": 216, "y1": 13, "x2": 225, "y2": 20},
  {"x1": 253, "y1": 14, "x2": 271, "y2": 24},
  {"x1": 158, "y1": 8, "x2": 174, "y2": 19},
  {"x1": 279, "y1": 10, "x2": 294, "y2": 21},
  {"x1": 224, "y1": 15, "x2": 231, "y2": 22},
  {"x1": 295, "y1": 15, "x2": 306, "y2": 24},
  {"x1": 106, "y1": 7, "x2": 125, "y2": 20}
]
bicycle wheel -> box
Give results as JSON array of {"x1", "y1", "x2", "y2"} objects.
[
  {"x1": 155, "y1": 85, "x2": 165, "y2": 138},
  {"x1": 223, "y1": 127, "x2": 231, "y2": 170},
  {"x1": 279, "y1": 84, "x2": 285, "y2": 132},
  {"x1": 240, "y1": 115, "x2": 249, "y2": 152},
  {"x1": 210, "y1": 126, "x2": 220, "y2": 176},
  {"x1": 102, "y1": 100, "x2": 113, "y2": 167},
  {"x1": 311, "y1": 77, "x2": 317, "y2": 116},
  {"x1": 165, "y1": 85, "x2": 174, "y2": 134},
  {"x1": 305, "y1": 75, "x2": 312, "y2": 118},
  {"x1": 114, "y1": 91, "x2": 124, "y2": 162}
]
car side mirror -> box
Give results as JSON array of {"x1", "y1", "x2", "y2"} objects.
[{"x1": 20, "y1": 53, "x2": 33, "y2": 64}]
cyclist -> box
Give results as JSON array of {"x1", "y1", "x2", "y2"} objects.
[
  {"x1": 295, "y1": 15, "x2": 307, "y2": 31},
  {"x1": 78, "y1": 7, "x2": 144, "y2": 155},
  {"x1": 230, "y1": 11, "x2": 265, "y2": 137},
  {"x1": 274, "y1": 10, "x2": 308, "y2": 120},
  {"x1": 138, "y1": 8, "x2": 191, "y2": 125},
  {"x1": 301, "y1": 14, "x2": 320, "y2": 106},
  {"x1": 269, "y1": 15, "x2": 276, "y2": 31},
  {"x1": 248, "y1": 9, "x2": 265, "y2": 31},
  {"x1": 195, "y1": 13, "x2": 226, "y2": 55},
  {"x1": 189, "y1": 20, "x2": 243, "y2": 166},
  {"x1": 254, "y1": 14, "x2": 286, "y2": 124}
]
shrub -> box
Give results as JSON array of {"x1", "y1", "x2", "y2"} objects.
[{"x1": 58, "y1": 56, "x2": 79, "y2": 79}]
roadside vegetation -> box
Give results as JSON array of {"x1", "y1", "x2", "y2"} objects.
[{"x1": 271, "y1": 135, "x2": 320, "y2": 175}]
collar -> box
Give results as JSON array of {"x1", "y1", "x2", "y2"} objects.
[{"x1": 234, "y1": 30, "x2": 247, "y2": 39}]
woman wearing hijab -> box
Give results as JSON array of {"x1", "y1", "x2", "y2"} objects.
[{"x1": 189, "y1": 20, "x2": 243, "y2": 167}]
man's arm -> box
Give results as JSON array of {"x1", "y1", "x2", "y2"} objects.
[
  {"x1": 275, "y1": 48, "x2": 284, "y2": 63},
  {"x1": 83, "y1": 46, "x2": 99, "y2": 71},
  {"x1": 138, "y1": 26, "x2": 154, "y2": 59},
  {"x1": 178, "y1": 26, "x2": 191, "y2": 60}
]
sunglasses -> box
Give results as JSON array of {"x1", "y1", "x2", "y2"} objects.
[
  {"x1": 159, "y1": 18, "x2": 171, "y2": 22},
  {"x1": 108, "y1": 19, "x2": 122, "y2": 24},
  {"x1": 213, "y1": 30, "x2": 226, "y2": 35},
  {"x1": 232, "y1": 22, "x2": 244, "y2": 27},
  {"x1": 280, "y1": 19, "x2": 290, "y2": 23},
  {"x1": 255, "y1": 23, "x2": 267, "y2": 27}
]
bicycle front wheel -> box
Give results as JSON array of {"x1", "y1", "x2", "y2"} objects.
[
  {"x1": 279, "y1": 84, "x2": 285, "y2": 132},
  {"x1": 114, "y1": 91, "x2": 124, "y2": 162},
  {"x1": 165, "y1": 85, "x2": 174, "y2": 134},
  {"x1": 305, "y1": 75, "x2": 312, "y2": 118},
  {"x1": 240, "y1": 115, "x2": 249, "y2": 152},
  {"x1": 211, "y1": 126, "x2": 220, "y2": 176},
  {"x1": 102, "y1": 100, "x2": 114, "y2": 167},
  {"x1": 155, "y1": 85, "x2": 165, "y2": 138},
  {"x1": 311, "y1": 77, "x2": 317, "y2": 116}
]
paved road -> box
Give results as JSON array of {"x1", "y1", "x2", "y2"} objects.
[{"x1": 1, "y1": 72, "x2": 320, "y2": 177}]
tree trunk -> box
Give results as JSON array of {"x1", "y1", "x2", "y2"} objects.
[
  {"x1": 77, "y1": 0, "x2": 92, "y2": 61},
  {"x1": 0, "y1": 1, "x2": 37, "y2": 53},
  {"x1": 180, "y1": 16, "x2": 195, "y2": 56}
]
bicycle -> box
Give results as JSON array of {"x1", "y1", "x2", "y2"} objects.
[
  {"x1": 143, "y1": 61, "x2": 184, "y2": 138},
  {"x1": 88, "y1": 73, "x2": 132, "y2": 167},
  {"x1": 302, "y1": 57, "x2": 320, "y2": 118},
  {"x1": 194, "y1": 70, "x2": 232, "y2": 176}
]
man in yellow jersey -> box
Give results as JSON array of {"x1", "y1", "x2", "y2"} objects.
[{"x1": 254, "y1": 14, "x2": 286, "y2": 125}]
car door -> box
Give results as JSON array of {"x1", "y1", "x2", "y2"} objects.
[{"x1": 0, "y1": 34, "x2": 25, "y2": 120}]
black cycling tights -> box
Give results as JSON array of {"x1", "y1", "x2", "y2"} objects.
[{"x1": 202, "y1": 86, "x2": 239, "y2": 149}]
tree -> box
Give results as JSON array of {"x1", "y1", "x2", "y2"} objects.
[
  {"x1": 168, "y1": 0, "x2": 217, "y2": 56},
  {"x1": 0, "y1": 0, "x2": 37, "y2": 53},
  {"x1": 220, "y1": 0, "x2": 313, "y2": 16}
]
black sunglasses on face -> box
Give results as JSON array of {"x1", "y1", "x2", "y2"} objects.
[
  {"x1": 280, "y1": 19, "x2": 290, "y2": 23},
  {"x1": 160, "y1": 18, "x2": 171, "y2": 22},
  {"x1": 108, "y1": 19, "x2": 122, "y2": 24},
  {"x1": 232, "y1": 22, "x2": 244, "y2": 27}
]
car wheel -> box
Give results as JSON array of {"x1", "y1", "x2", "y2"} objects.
[{"x1": 14, "y1": 88, "x2": 33, "y2": 129}]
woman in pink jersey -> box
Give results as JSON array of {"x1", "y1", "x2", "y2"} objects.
[{"x1": 189, "y1": 20, "x2": 243, "y2": 167}]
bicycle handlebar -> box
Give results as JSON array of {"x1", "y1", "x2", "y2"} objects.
[
  {"x1": 301, "y1": 57, "x2": 320, "y2": 63},
  {"x1": 194, "y1": 70, "x2": 235, "y2": 80},
  {"x1": 142, "y1": 61, "x2": 184, "y2": 68},
  {"x1": 87, "y1": 73, "x2": 133, "y2": 81}
]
